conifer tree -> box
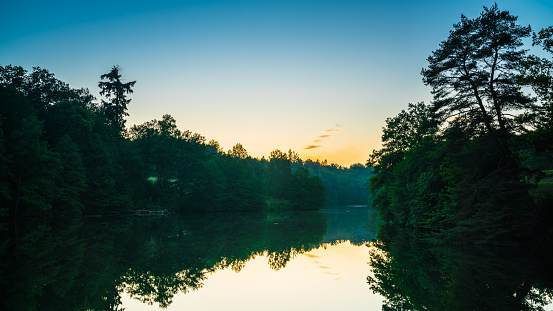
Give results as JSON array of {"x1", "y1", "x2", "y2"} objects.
[
  {"x1": 421, "y1": 4, "x2": 534, "y2": 160},
  {"x1": 98, "y1": 66, "x2": 136, "y2": 136}
]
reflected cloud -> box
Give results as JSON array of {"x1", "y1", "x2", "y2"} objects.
[{"x1": 305, "y1": 254, "x2": 321, "y2": 258}]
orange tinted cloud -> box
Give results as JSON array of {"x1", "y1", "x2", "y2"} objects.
[
  {"x1": 304, "y1": 145, "x2": 322, "y2": 150},
  {"x1": 305, "y1": 254, "x2": 320, "y2": 258},
  {"x1": 304, "y1": 124, "x2": 348, "y2": 155},
  {"x1": 322, "y1": 129, "x2": 339, "y2": 133}
]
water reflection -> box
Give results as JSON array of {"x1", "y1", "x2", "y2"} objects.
[
  {"x1": 3, "y1": 207, "x2": 551, "y2": 310},
  {"x1": 368, "y1": 224, "x2": 553, "y2": 311},
  {"x1": 0, "y1": 210, "x2": 332, "y2": 310},
  {"x1": 139, "y1": 240, "x2": 377, "y2": 311}
]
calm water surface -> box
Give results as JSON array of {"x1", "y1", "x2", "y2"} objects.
[
  {"x1": 118, "y1": 206, "x2": 380, "y2": 310},
  {"x1": 1, "y1": 206, "x2": 552, "y2": 310}
]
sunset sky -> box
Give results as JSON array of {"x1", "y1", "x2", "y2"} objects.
[{"x1": 2, "y1": 0, "x2": 552, "y2": 166}]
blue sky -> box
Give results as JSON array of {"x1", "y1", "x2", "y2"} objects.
[{"x1": 1, "y1": 0, "x2": 552, "y2": 166}]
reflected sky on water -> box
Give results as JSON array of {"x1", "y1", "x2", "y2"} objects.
[
  {"x1": 2, "y1": 205, "x2": 552, "y2": 310},
  {"x1": 122, "y1": 241, "x2": 382, "y2": 310},
  {"x1": 120, "y1": 206, "x2": 381, "y2": 310}
]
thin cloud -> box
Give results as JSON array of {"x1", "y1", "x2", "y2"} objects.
[
  {"x1": 304, "y1": 124, "x2": 348, "y2": 153},
  {"x1": 304, "y1": 145, "x2": 322, "y2": 150},
  {"x1": 322, "y1": 128, "x2": 342, "y2": 133}
]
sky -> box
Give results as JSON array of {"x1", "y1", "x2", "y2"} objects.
[{"x1": 1, "y1": 0, "x2": 552, "y2": 166}]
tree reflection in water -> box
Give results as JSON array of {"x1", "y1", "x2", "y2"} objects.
[
  {"x1": 368, "y1": 224, "x2": 553, "y2": 311},
  {"x1": 0, "y1": 210, "x2": 327, "y2": 310}
]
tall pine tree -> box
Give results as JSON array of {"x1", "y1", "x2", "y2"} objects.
[{"x1": 98, "y1": 66, "x2": 136, "y2": 136}]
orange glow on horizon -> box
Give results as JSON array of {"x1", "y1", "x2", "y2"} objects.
[{"x1": 303, "y1": 143, "x2": 370, "y2": 167}]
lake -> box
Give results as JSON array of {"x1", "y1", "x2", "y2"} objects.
[{"x1": 1, "y1": 206, "x2": 552, "y2": 310}]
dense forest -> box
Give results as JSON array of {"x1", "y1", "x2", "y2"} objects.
[
  {"x1": 0, "y1": 64, "x2": 370, "y2": 217},
  {"x1": 367, "y1": 5, "x2": 553, "y2": 244}
]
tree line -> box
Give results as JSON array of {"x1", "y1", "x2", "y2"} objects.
[
  {"x1": 0, "y1": 65, "x2": 370, "y2": 216},
  {"x1": 299, "y1": 160, "x2": 372, "y2": 206},
  {"x1": 367, "y1": 5, "x2": 553, "y2": 244}
]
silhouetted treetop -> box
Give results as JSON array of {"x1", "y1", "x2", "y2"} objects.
[{"x1": 98, "y1": 65, "x2": 136, "y2": 136}]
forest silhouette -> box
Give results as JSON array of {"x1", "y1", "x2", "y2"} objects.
[
  {"x1": 1, "y1": 4, "x2": 553, "y2": 310},
  {"x1": 367, "y1": 5, "x2": 553, "y2": 245},
  {"x1": 0, "y1": 65, "x2": 371, "y2": 217}
]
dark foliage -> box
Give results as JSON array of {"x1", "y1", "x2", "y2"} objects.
[
  {"x1": 0, "y1": 211, "x2": 328, "y2": 310},
  {"x1": 368, "y1": 225, "x2": 553, "y2": 310},
  {"x1": 0, "y1": 65, "x2": 336, "y2": 216},
  {"x1": 368, "y1": 6, "x2": 553, "y2": 244}
]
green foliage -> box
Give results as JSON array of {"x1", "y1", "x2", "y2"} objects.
[
  {"x1": 129, "y1": 116, "x2": 268, "y2": 212},
  {"x1": 289, "y1": 167, "x2": 327, "y2": 210},
  {"x1": 266, "y1": 149, "x2": 293, "y2": 201},
  {"x1": 129, "y1": 114, "x2": 184, "y2": 187},
  {"x1": 214, "y1": 155, "x2": 266, "y2": 211},
  {"x1": 0, "y1": 64, "x2": 346, "y2": 215},
  {"x1": 369, "y1": 103, "x2": 543, "y2": 242},
  {"x1": 0, "y1": 127, "x2": 10, "y2": 210},
  {"x1": 422, "y1": 4, "x2": 536, "y2": 163},
  {"x1": 7, "y1": 117, "x2": 60, "y2": 215},
  {"x1": 534, "y1": 26, "x2": 553, "y2": 54},
  {"x1": 518, "y1": 26, "x2": 553, "y2": 168},
  {"x1": 0, "y1": 65, "x2": 128, "y2": 214},
  {"x1": 263, "y1": 149, "x2": 372, "y2": 210},
  {"x1": 53, "y1": 135, "x2": 86, "y2": 214},
  {"x1": 368, "y1": 6, "x2": 553, "y2": 244},
  {"x1": 302, "y1": 160, "x2": 372, "y2": 206},
  {"x1": 367, "y1": 102, "x2": 449, "y2": 227},
  {"x1": 227, "y1": 143, "x2": 249, "y2": 159}
]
